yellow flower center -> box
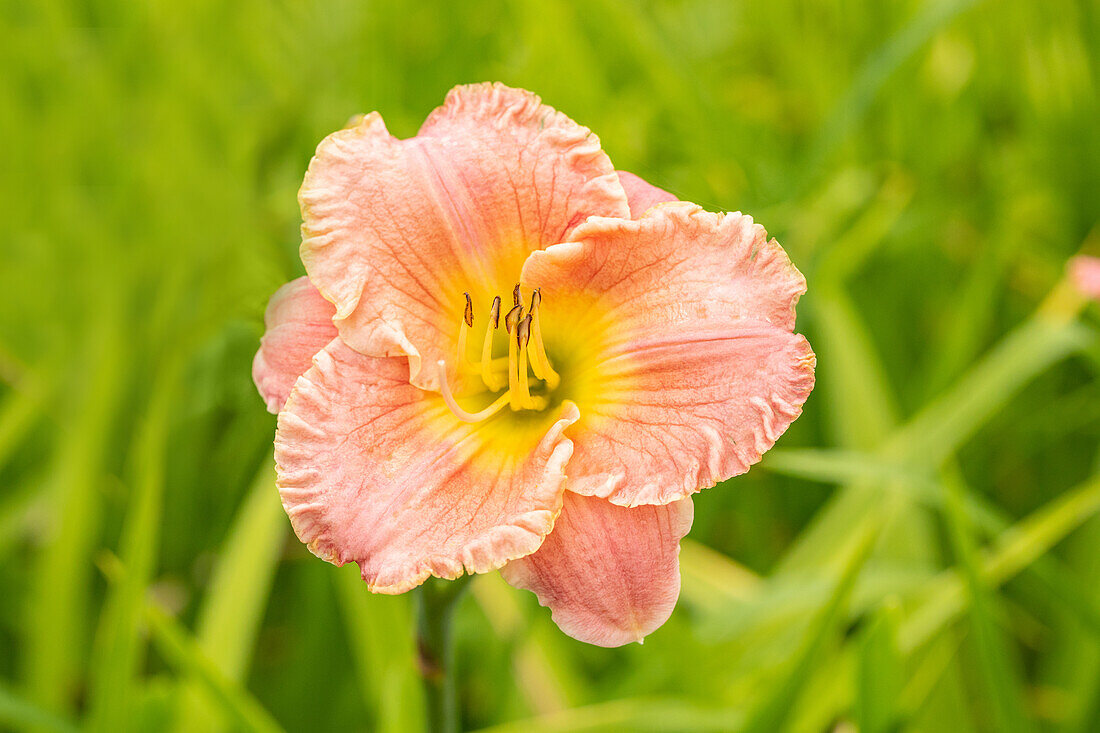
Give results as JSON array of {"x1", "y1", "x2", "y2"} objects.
[{"x1": 438, "y1": 285, "x2": 561, "y2": 423}]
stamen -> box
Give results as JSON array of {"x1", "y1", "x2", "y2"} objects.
[
  {"x1": 504, "y1": 305, "x2": 521, "y2": 330},
  {"x1": 479, "y1": 295, "x2": 502, "y2": 390},
  {"x1": 517, "y1": 314, "x2": 531, "y2": 347},
  {"x1": 447, "y1": 289, "x2": 558, "y2": 419},
  {"x1": 489, "y1": 296, "x2": 501, "y2": 328},
  {"x1": 504, "y1": 304, "x2": 523, "y2": 410},
  {"x1": 515, "y1": 315, "x2": 537, "y2": 409},
  {"x1": 437, "y1": 361, "x2": 511, "y2": 423},
  {"x1": 457, "y1": 292, "x2": 473, "y2": 368},
  {"x1": 525, "y1": 288, "x2": 561, "y2": 389}
]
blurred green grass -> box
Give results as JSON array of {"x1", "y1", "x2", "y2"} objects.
[{"x1": 2, "y1": 0, "x2": 1099, "y2": 730}]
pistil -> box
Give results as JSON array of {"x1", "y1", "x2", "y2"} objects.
[{"x1": 436, "y1": 361, "x2": 511, "y2": 423}]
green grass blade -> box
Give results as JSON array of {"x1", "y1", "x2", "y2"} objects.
[
  {"x1": 741, "y1": 514, "x2": 879, "y2": 733},
  {"x1": 0, "y1": 364, "x2": 51, "y2": 472},
  {"x1": 901, "y1": 472, "x2": 1100, "y2": 653},
  {"x1": 856, "y1": 599, "x2": 903, "y2": 733},
  {"x1": 807, "y1": 0, "x2": 986, "y2": 175},
  {"x1": 811, "y1": 286, "x2": 900, "y2": 452},
  {"x1": 24, "y1": 311, "x2": 125, "y2": 712},
  {"x1": 332, "y1": 565, "x2": 424, "y2": 733},
  {"x1": 471, "y1": 572, "x2": 584, "y2": 715},
  {"x1": 762, "y1": 448, "x2": 938, "y2": 495},
  {"x1": 777, "y1": 286, "x2": 902, "y2": 574},
  {"x1": 742, "y1": 467, "x2": 1100, "y2": 733},
  {"x1": 783, "y1": 311, "x2": 1089, "y2": 576},
  {"x1": 0, "y1": 474, "x2": 47, "y2": 562},
  {"x1": 86, "y1": 358, "x2": 181, "y2": 731},
  {"x1": 174, "y1": 462, "x2": 286, "y2": 733},
  {"x1": 147, "y1": 604, "x2": 284, "y2": 733},
  {"x1": 472, "y1": 697, "x2": 744, "y2": 733},
  {"x1": 0, "y1": 682, "x2": 78, "y2": 733},
  {"x1": 678, "y1": 539, "x2": 762, "y2": 618},
  {"x1": 811, "y1": 168, "x2": 914, "y2": 285},
  {"x1": 767, "y1": 446, "x2": 1100, "y2": 642},
  {"x1": 941, "y1": 468, "x2": 1032, "y2": 732},
  {"x1": 887, "y1": 317, "x2": 1091, "y2": 466}
]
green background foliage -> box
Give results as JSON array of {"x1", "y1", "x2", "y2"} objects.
[{"x1": 2, "y1": 0, "x2": 1099, "y2": 730}]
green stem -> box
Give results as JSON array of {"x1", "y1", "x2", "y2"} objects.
[{"x1": 414, "y1": 576, "x2": 471, "y2": 733}]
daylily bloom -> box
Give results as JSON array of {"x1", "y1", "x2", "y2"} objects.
[
  {"x1": 1069, "y1": 255, "x2": 1100, "y2": 300},
  {"x1": 253, "y1": 83, "x2": 815, "y2": 647}
]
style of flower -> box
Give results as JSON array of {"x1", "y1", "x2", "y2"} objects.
[{"x1": 253, "y1": 83, "x2": 815, "y2": 647}]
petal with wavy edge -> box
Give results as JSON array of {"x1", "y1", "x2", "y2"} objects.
[
  {"x1": 556, "y1": 323, "x2": 814, "y2": 506},
  {"x1": 275, "y1": 339, "x2": 579, "y2": 593},
  {"x1": 523, "y1": 202, "x2": 806, "y2": 332},
  {"x1": 252, "y1": 277, "x2": 338, "y2": 413},
  {"x1": 299, "y1": 83, "x2": 630, "y2": 391},
  {"x1": 518, "y1": 202, "x2": 813, "y2": 505},
  {"x1": 501, "y1": 493, "x2": 693, "y2": 647},
  {"x1": 617, "y1": 170, "x2": 677, "y2": 219}
]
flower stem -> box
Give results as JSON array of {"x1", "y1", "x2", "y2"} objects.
[{"x1": 414, "y1": 575, "x2": 471, "y2": 733}]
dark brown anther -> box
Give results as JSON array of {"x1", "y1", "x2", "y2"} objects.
[
  {"x1": 512, "y1": 283, "x2": 521, "y2": 308},
  {"x1": 504, "y1": 304, "x2": 523, "y2": 334},
  {"x1": 463, "y1": 293, "x2": 473, "y2": 327},
  {"x1": 489, "y1": 296, "x2": 501, "y2": 329},
  {"x1": 528, "y1": 288, "x2": 541, "y2": 312},
  {"x1": 517, "y1": 314, "x2": 532, "y2": 347}
]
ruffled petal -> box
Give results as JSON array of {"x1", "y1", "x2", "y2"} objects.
[
  {"x1": 252, "y1": 277, "x2": 338, "y2": 413},
  {"x1": 617, "y1": 170, "x2": 677, "y2": 219},
  {"x1": 299, "y1": 83, "x2": 630, "y2": 391},
  {"x1": 519, "y1": 202, "x2": 813, "y2": 506},
  {"x1": 501, "y1": 493, "x2": 693, "y2": 647},
  {"x1": 522, "y1": 201, "x2": 806, "y2": 331},
  {"x1": 557, "y1": 323, "x2": 814, "y2": 506},
  {"x1": 275, "y1": 339, "x2": 579, "y2": 594}
]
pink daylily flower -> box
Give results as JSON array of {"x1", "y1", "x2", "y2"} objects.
[
  {"x1": 253, "y1": 83, "x2": 815, "y2": 647},
  {"x1": 1069, "y1": 255, "x2": 1100, "y2": 300}
]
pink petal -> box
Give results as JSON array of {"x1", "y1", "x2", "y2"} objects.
[
  {"x1": 522, "y1": 201, "x2": 806, "y2": 332},
  {"x1": 298, "y1": 83, "x2": 630, "y2": 391},
  {"x1": 275, "y1": 339, "x2": 579, "y2": 594},
  {"x1": 1069, "y1": 256, "x2": 1100, "y2": 300},
  {"x1": 501, "y1": 493, "x2": 693, "y2": 647},
  {"x1": 252, "y1": 277, "x2": 338, "y2": 413},
  {"x1": 617, "y1": 170, "x2": 677, "y2": 219},
  {"x1": 521, "y1": 203, "x2": 814, "y2": 506},
  {"x1": 560, "y1": 324, "x2": 815, "y2": 506}
]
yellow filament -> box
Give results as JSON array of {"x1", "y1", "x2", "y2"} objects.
[
  {"x1": 479, "y1": 320, "x2": 501, "y2": 391},
  {"x1": 437, "y1": 361, "x2": 511, "y2": 423},
  {"x1": 457, "y1": 320, "x2": 470, "y2": 368},
  {"x1": 526, "y1": 308, "x2": 560, "y2": 389},
  {"x1": 507, "y1": 328, "x2": 521, "y2": 411},
  {"x1": 446, "y1": 290, "x2": 559, "y2": 421},
  {"x1": 516, "y1": 335, "x2": 535, "y2": 408}
]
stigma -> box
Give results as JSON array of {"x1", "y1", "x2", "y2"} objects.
[{"x1": 440, "y1": 285, "x2": 560, "y2": 423}]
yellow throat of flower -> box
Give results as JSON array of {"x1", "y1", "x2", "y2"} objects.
[{"x1": 439, "y1": 285, "x2": 561, "y2": 423}]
